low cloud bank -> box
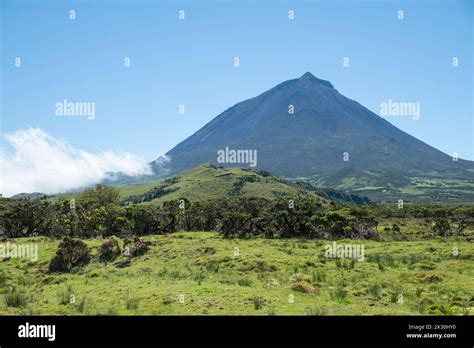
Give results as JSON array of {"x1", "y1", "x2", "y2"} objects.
[{"x1": 0, "y1": 128, "x2": 152, "y2": 197}]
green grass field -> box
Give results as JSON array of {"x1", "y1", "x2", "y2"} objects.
[{"x1": 1, "y1": 225, "x2": 472, "y2": 316}]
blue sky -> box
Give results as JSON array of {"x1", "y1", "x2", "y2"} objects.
[{"x1": 1, "y1": 0, "x2": 473, "y2": 167}]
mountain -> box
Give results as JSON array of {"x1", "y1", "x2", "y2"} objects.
[
  {"x1": 10, "y1": 192, "x2": 47, "y2": 200},
  {"x1": 149, "y1": 72, "x2": 474, "y2": 203}
]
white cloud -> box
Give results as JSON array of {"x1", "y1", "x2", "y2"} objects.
[{"x1": 0, "y1": 128, "x2": 152, "y2": 197}]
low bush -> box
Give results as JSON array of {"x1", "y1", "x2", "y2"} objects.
[
  {"x1": 291, "y1": 281, "x2": 318, "y2": 294},
  {"x1": 4, "y1": 287, "x2": 28, "y2": 308},
  {"x1": 250, "y1": 296, "x2": 266, "y2": 310},
  {"x1": 49, "y1": 238, "x2": 91, "y2": 273},
  {"x1": 98, "y1": 239, "x2": 121, "y2": 262},
  {"x1": 123, "y1": 237, "x2": 151, "y2": 257}
]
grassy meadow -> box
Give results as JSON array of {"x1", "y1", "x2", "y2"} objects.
[{"x1": 1, "y1": 222, "x2": 472, "y2": 316}]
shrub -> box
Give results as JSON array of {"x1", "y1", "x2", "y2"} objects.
[
  {"x1": 312, "y1": 270, "x2": 326, "y2": 283},
  {"x1": 0, "y1": 270, "x2": 8, "y2": 287},
  {"x1": 330, "y1": 286, "x2": 348, "y2": 302},
  {"x1": 389, "y1": 291, "x2": 399, "y2": 303},
  {"x1": 58, "y1": 285, "x2": 76, "y2": 305},
  {"x1": 0, "y1": 196, "x2": 394, "y2": 240},
  {"x1": 239, "y1": 260, "x2": 277, "y2": 273},
  {"x1": 205, "y1": 260, "x2": 220, "y2": 273},
  {"x1": 417, "y1": 261, "x2": 436, "y2": 271},
  {"x1": 49, "y1": 238, "x2": 91, "y2": 273},
  {"x1": 77, "y1": 297, "x2": 86, "y2": 313},
  {"x1": 415, "y1": 287, "x2": 423, "y2": 297},
  {"x1": 125, "y1": 293, "x2": 140, "y2": 310},
  {"x1": 169, "y1": 270, "x2": 183, "y2": 280},
  {"x1": 98, "y1": 239, "x2": 121, "y2": 262},
  {"x1": 202, "y1": 247, "x2": 216, "y2": 255},
  {"x1": 432, "y1": 218, "x2": 451, "y2": 236},
  {"x1": 123, "y1": 237, "x2": 151, "y2": 257},
  {"x1": 267, "y1": 308, "x2": 278, "y2": 316},
  {"x1": 4, "y1": 287, "x2": 28, "y2": 308},
  {"x1": 114, "y1": 259, "x2": 131, "y2": 268},
  {"x1": 78, "y1": 184, "x2": 120, "y2": 209},
  {"x1": 250, "y1": 296, "x2": 265, "y2": 310},
  {"x1": 162, "y1": 296, "x2": 173, "y2": 305},
  {"x1": 194, "y1": 272, "x2": 205, "y2": 285},
  {"x1": 368, "y1": 283, "x2": 382, "y2": 298},
  {"x1": 427, "y1": 304, "x2": 455, "y2": 315},
  {"x1": 218, "y1": 212, "x2": 252, "y2": 238},
  {"x1": 237, "y1": 278, "x2": 253, "y2": 287},
  {"x1": 348, "y1": 259, "x2": 356, "y2": 269},
  {"x1": 0, "y1": 199, "x2": 53, "y2": 238},
  {"x1": 418, "y1": 272, "x2": 443, "y2": 283},
  {"x1": 377, "y1": 261, "x2": 385, "y2": 272},
  {"x1": 291, "y1": 281, "x2": 318, "y2": 294}
]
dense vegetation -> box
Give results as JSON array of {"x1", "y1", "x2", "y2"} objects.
[
  {"x1": 1, "y1": 184, "x2": 473, "y2": 316},
  {"x1": 2, "y1": 184, "x2": 472, "y2": 241}
]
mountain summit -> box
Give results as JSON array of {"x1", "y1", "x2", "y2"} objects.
[
  {"x1": 151, "y1": 72, "x2": 473, "y2": 202},
  {"x1": 297, "y1": 71, "x2": 334, "y2": 88}
]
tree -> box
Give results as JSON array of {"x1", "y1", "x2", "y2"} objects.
[
  {"x1": 77, "y1": 184, "x2": 120, "y2": 209},
  {"x1": 450, "y1": 207, "x2": 472, "y2": 235},
  {"x1": 322, "y1": 211, "x2": 350, "y2": 239},
  {"x1": 218, "y1": 211, "x2": 251, "y2": 238},
  {"x1": 432, "y1": 218, "x2": 451, "y2": 236},
  {"x1": 0, "y1": 199, "x2": 53, "y2": 238}
]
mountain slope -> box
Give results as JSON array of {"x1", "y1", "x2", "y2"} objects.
[
  {"x1": 121, "y1": 164, "x2": 343, "y2": 205},
  {"x1": 50, "y1": 164, "x2": 371, "y2": 205},
  {"x1": 148, "y1": 72, "x2": 473, "y2": 202}
]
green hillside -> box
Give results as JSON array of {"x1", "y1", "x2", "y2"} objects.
[
  {"x1": 48, "y1": 164, "x2": 373, "y2": 206},
  {"x1": 310, "y1": 167, "x2": 474, "y2": 204},
  {"x1": 120, "y1": 164, "x2": 329, "y2": 205},
  {"x1": 48, "y1": 163, "x2": 471, "y2": 205}
]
